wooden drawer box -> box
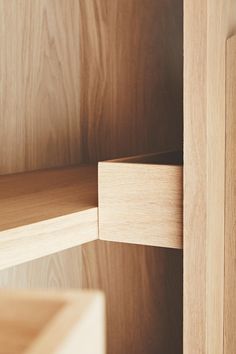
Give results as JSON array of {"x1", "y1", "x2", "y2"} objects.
[
  {"x1": 0, "y1": 290, "x2": 105, "y2": 354},
  {"x1": 99, "y1": 151, "x2": 183, "y2": 249}
]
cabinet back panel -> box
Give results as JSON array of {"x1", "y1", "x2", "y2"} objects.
[
  {"x1": 0, "y1": 0, "x2": 182, "y2": 173},
  {"x1": 0, "y1": 0, "x2": 81, "y2": 174},
  {"x1": 79, "y1": 0, "x2": 183, "y2": 161}
]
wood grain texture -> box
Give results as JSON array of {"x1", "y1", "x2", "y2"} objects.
[
  {"x1": 0, "y1": 1, "x2": 183, "y2": 354},
  {"x1": 79, "y1": 0, "x2": 183, "y2": 161},
  {"x1": 82, "y1": 241, "x2": 183, "y2": 354},
  {"x1": 224, "y1": 35, "x2": 236, "y2": 354},
  {"x1": 184, "y1": 1, "x2": 236, "y2": 353},
  {"x1": 0, "y1": 290, "x2": 105, "y2": 354},
  {"x1": 0, "y1": 165, "x2": 98, "y2": 269},
  {"x1": 0, "y1": 247, "x2": 83, "y2": 289},
  {"x1": 80, "y1": 1, "x2": 183, "y2": 353},
  {"x1": 0, "y1": 209, "x2": 97, "y2": 271},
  {"x1": 99, "y1": 153, "x2": 183, "y2": 249},
  {"x1": 0, "y1": 165, "x2": 97, "y2": 231},
  {"x1": 0, "y1": 0, "x2": 81, "y2": 174}
]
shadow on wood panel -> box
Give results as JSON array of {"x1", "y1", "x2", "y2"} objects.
[{"x1": 82, "y1": 241, "x2": 183, "y2": 354}]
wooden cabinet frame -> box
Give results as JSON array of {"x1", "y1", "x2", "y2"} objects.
[
  {"x1": 1, "y1": 0, "x2": 236, "y2": 353},
  {"x1": 184, "y1": 1, "x2": 236, "y2": 353}
]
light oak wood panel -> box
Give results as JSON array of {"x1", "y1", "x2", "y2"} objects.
[
  {"x1": 0, "y1": 0, "x2": 81, "y2": 174},
  {"x1": 79, "y1": 0, "x2": 183, "y2": 161},
  {"x1": 184, "y1": 1, "x2": 236, "y2": 353},
  {"x1": 0, "y1": 248, "x2": 83, "y2": 289},
  {"x1": 0, "y1": 165, "x2": 97, "y2": 231},
  {"x1": 224, "y1": 35, "x2": 236, "y2": 354},
  {"x1": 0, "y1": 210, "x2": 97, "y2": 271},
  {"x1": 0, "y1": 242, "x2": 181, "y2": 353},
  {"x1": 0, "y1": 290, "x2": 105, "y2": 354},
  {"x1": 82, "y1": 241, "x2": 183, "y2": 354},
  {"x1": 80, "y1": 1, "x2": 183, "y2": 353},
  {"x1": 0, "y1": 1, "x2": 183, "y2": 354},
  {"x1": 99, "y1": 152, "x2": 183, "y2": 249},
  {"x1": 0, "y1": 294, "x2": 62, "y2": 354},
  {"x1": 0, "y1": 165, "x2": 98, "y2": 269}
]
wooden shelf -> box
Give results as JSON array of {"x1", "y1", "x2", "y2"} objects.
[
  {"x1": 0, "y1": 290, "x2": 105, "y2": 354},
  {"x1": 0, "y1": 165, "x2": 98, "y2": 270},
  {"x1": 99, "y1": 151, "x2": 183, "y2": 249}
]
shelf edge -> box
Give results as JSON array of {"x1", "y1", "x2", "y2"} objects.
[{"x1": 0, "y1": 208, "x2": 98, "y2": 270}]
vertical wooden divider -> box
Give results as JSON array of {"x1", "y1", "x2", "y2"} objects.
[
  {"x1": 184, "y1": 1, "x2": 236, "y2": 354},
  {"x1": 224, "y1": 35, "x2": 236, "y2": 354}
]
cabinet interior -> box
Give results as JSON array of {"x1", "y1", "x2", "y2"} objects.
[
  {"x1": 0, "y1": 1, "x2": 183, "y2": 353},
  {"x1": 0, "y1": 0, "x2": 183, "y2": 228}
]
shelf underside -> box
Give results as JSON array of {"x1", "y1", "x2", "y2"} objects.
[{"x1": 0, "y1": 165, "x2": 98, "y2": 270}]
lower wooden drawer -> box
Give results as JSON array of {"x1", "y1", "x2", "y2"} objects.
[
  {"x1": 99, "y1": 151, "x2": 183, "y2": 249},
  {"x1": 0, "y1": 290, "x2": 105, "y2": 354}
]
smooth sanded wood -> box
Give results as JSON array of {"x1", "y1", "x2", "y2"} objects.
[
  {"x1": 0, "y1": 1, "x2": 183, "y2": 354},
  {"x1": 0, "y1": 165, "x2": 98, "y2": 269},
  {"x1": 80, "y1": 1, "x2": 183, "y2": 353},
  {"x1": 184, "y1": 1, "x2": 236, "y2": 353},
  {"x1": 99, "y1": 152, "x2": 183, "y2": 249},
  {"x1": 0, "y1": 165, "x2": 97, "y2": 231},
  {"x1": 224, "y1": 35, "x2": 236, "y2": 354},
  {"x1": 0, "y1": 290, "x2": 105, "y2": 354},
  {"x1": 0, "y1": 0, "x2": 81, "y2": 175},
  {"x1": 79, "y1": 0, "x2": 183, "y2": 161},
  {"x1": 82, "y1": 241, "x2": 183, "y2": 354}
]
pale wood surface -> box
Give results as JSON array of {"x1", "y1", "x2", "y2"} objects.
[
  {"x1": 184, "y1": 1, "x2": 236, "y2": 353},
  {"x1": 0, "y1": 0, "x2": 81, "y2": 174},
  {"x1": 224, "y1": 35, "x2": 236, "y2": 354},
  {"x1": 0, "y1": 165, "x2": 97, "y2": 231},
  {"x1": 0, "y1": 1, "x2": 183, "y2": 353},
  {"x1": 99, "y1": 153, "x2": 183, "y2": 249},
  {"x1": 0, "y1": 242, "x2": 183, "y2": 354},
  {"x1": 0, "y1": 290, "x2": 105, "y2": 354},
  {"x1": 0, "y1": 248, "x2": 84, "y2": 289},
  {"x1": 0, "y1": 165, "x2": 98, "y2": 269},
  {"x1": 82, "y1": 241, "x2": 183, "y2": 354},
  {"x1": 80, "y1": 2, "x2": 183, "y2": 352},
  {"x1": 0, "y1": 293, "x2": 63, "y2": 354},
  {"x1": 0, "y1": 210, "x2": 97, "y2": 271}
]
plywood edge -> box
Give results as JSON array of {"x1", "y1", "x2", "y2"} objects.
[{"x1": 0, "y1": 208, "x2": 98, "y2": 270}]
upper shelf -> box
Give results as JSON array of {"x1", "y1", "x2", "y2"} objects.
[{"x1": 0, "y1": 165, "x2": 98, "y2": 270}]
